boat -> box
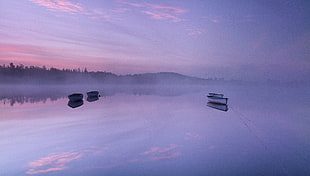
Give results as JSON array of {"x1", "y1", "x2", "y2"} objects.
[
  {"x1": 87, "y1": 91, "x2": 100, "y2": 97},
  {"x1": 68, "y1": 100, "x2": 83, "y2": 108},
  {"x1": 208, "y1": 93, "x2": 224, "y2": 98},
  {"x1": 207, "y1": 102, "x2": 228, "y2": 111},
  {"x1": 68, "y1": 93, "x2": 83, "y2": 102},
  {"x1": 207, "y1": 95, "x2": 228, "y2": 105}
]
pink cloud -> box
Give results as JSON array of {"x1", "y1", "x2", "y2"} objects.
[
  {"x1": 26, "y1": 152, "x2": 82, "y2": 175},
  {"x1": 118, "y1": 0, "x2": 186, "y2": 22},
  {"x1": 150, "y1": 152, "x2": 181, "y2": 160},
  {"x1": 146, "y1": 3, "x2": 186, "y2": 14},
  {"x1": 28, "y1": 0, "x2": 84, "y2": 14},
  {"x1": 186, "y1": 28, "x2": 205, "y2": 36},
  {"x1": 117, "y1": 0, "x2": 144, "y2": 7},
  {"x1": 141, "y1": 144, "x2": 181, "y2": 161},
  {"x1": 185, "y1": 132, "x2": 203, "y2": 139},
  {"x1": 211, "y1": 19, "x2": 220, "y2": 23},
  {"x1": 141, "y1": 11, "x2": 184, "y2": 22},
  {"x1": 28, "y1": 0, "x2": 109, "y2": 20},
  {"x1": 142, "y1": 144, "x2": 178, "y2": 155},
  {"x1": 202, "y1": 16, "x2": 221, "y2": 23},
  {"x1": 0, "y1": 43, "x2": 59, "y2": 55}
]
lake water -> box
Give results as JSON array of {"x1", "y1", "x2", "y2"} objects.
[{"x1": 0, "y1": 84, "x2": 309, "y2": 176}]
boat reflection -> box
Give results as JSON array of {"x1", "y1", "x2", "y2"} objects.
[
  {"x1": 87, "y1": 96, "x2": 99, "y2": 102},
  {"x1": 68, "y1": 100, "x2": 84, "y2": 108},
  {"x1": 207, "y1": 102, "x2": 228, "y2": 112}
]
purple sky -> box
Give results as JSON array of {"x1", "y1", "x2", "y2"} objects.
[{"x1": 0, "y1": 0, "x2": 309, "y2": 81}]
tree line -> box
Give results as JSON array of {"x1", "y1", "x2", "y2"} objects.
[
  {"x1": 0, "y1": 63, "x2": 117, "y2": 84},
  {"x1": 0, "y1": 63, "x2": 210, "y2": 85}
]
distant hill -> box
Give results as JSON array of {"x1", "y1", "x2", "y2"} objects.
[{"x1": 0, "y1": 63, "x2": 211, "y2": 85}]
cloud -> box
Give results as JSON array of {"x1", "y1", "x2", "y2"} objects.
[
  {"x1": 28, "y1": 0, "x2": 109, "y2": 20},
  {"x1": 141, "y1": 144, "x2": 181, "y2": 160},
  {"x1": 28, "y1": 0, "x2": 84, "y2": 14},
  {"x1": 202, "y1": 16, "x2": 221, "y2": 23},
  {"x1": 211, "y1": 19, "x2": 220, "y2": 23},
  {"x1": 118, "y1": 0, "x2": 187, "y2": 22},
  {"x1": 186, "y1": 28, "x2": 206, "y2": 36},
  {"x1": 26, "y1": 152, "x2": 82, "y2": 175},
  {"x1": 185, "y1": 132, "x2": 203, "y2": 140},
  {"x1": 0, "y1": 42, "x2": 108, "y2": 70},
  {"x1": 0, "y1": 43, "x2": 56, "y2": 54}
]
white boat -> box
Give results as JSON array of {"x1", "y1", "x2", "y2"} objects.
[
  {"x1": 68, "y1": 93, "x2": 83, "y2": 102},
  {"x1": 208, "y1": 93, "x2": 224, "y2": 98},
  {"x1": 207, "y1": 95, "x2": 228, "y2": 105},
  {"x1": 87, "y1": 91, "x2": 99, "y2": 97}
]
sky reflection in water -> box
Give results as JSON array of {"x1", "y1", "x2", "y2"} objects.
[{"x1": 0, "y1": 85, "x2": 309, "y2": 176}]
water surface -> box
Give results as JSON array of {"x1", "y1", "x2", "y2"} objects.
[{"x1": 0, "y1": 84, "x2": 309, "y2": 176}]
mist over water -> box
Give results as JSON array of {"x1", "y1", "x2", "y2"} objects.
[{"x1": 0, "y1": 83, "x2": 309, "y2": 176}]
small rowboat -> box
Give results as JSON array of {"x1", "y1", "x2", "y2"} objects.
[
  {"x1": 207, "y1": 95, "x2": 228, "y2": 105},
  {"x1": 68, "y1": 93, "x2": 83, "y2": 102},
  {"x1": 87, "y1": 91, "x2": 99, "y2": 97}
]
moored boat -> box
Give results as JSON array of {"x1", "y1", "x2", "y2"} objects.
[
  {"x1": 87, "y1": 91, "x2": 99, "y2": 97},
  {"x1": 207, "y1": 95, "x2": 228, "y2": 105},
  {"x1": 68, "y1": 93, "x2": 83, "y2": 102}
]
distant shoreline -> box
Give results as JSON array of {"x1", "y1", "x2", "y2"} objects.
[{"x1": 0, "y1": 63, "x2": 221, "y2": 85}]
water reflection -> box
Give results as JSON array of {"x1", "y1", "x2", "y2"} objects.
[
  {"x1": 0, "y1": 95, "x2": 63, "y2": 106},
  {"x1": 25, "y1": 143, "x2": 182, "y2": 175},
  {"x1": 26, "y1": 151, "x2": 83, "y2": 175},
  {"x1": 87, "y1": 96, "x2": 99, "y2": 102},
  {"x1": 207, "y1": 102, "x2": 229, "y2": 111},
  {"x1": 0, "y1": 85, "x2": 205, "y2": 107},
  {"x1": 1, "y1": 84, "x2": 310, "y2": 176}
]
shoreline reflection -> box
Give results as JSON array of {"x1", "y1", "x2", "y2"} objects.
[
  {"x1": 1, "y1": 85, "x2": 205, "y2": 107},
  {"x1": 0, "y1": 95, "x2": 64, "y2": 106}
]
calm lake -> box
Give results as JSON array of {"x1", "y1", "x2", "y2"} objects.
[{"x1": 0, "y1": 84, "x2": 309, "y2": 176}]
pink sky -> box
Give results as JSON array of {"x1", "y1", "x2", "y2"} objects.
[{"x1": 0, "y1": 0, "x2": 309, "y2": 81}]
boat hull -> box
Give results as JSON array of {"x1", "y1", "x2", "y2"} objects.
[{"x1": 87, "y1": 91, "x2": 99, "y2": 97}]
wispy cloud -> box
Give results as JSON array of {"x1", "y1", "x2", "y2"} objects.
[
  {"x1": 202, "y1": 16, "x2": 222, "y2": 23},
  {"x1": 186, "y1": 28, "x2": 206, "y2": 36},
  {"x1": 28, "y1": 0, "x2": 109, "y2": 20},
  {"x1": 28, "y1": 0, "x2": 83, "y2": 14},
  {"x1": 185, "y1": 132, "x2": 203, "y2": 140},
  {"x1": 0, "y1": 43, "x2": 55, "y2": 54},
  {"x1": 118, "y1": 0, "x2": 187, "y2": 22},
  {"x1": 0, "y1": 42, "x2": 108, "y2": 69},
  {"x1": 141, "y1": 144, "x2": 181, "y2": 160}
]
